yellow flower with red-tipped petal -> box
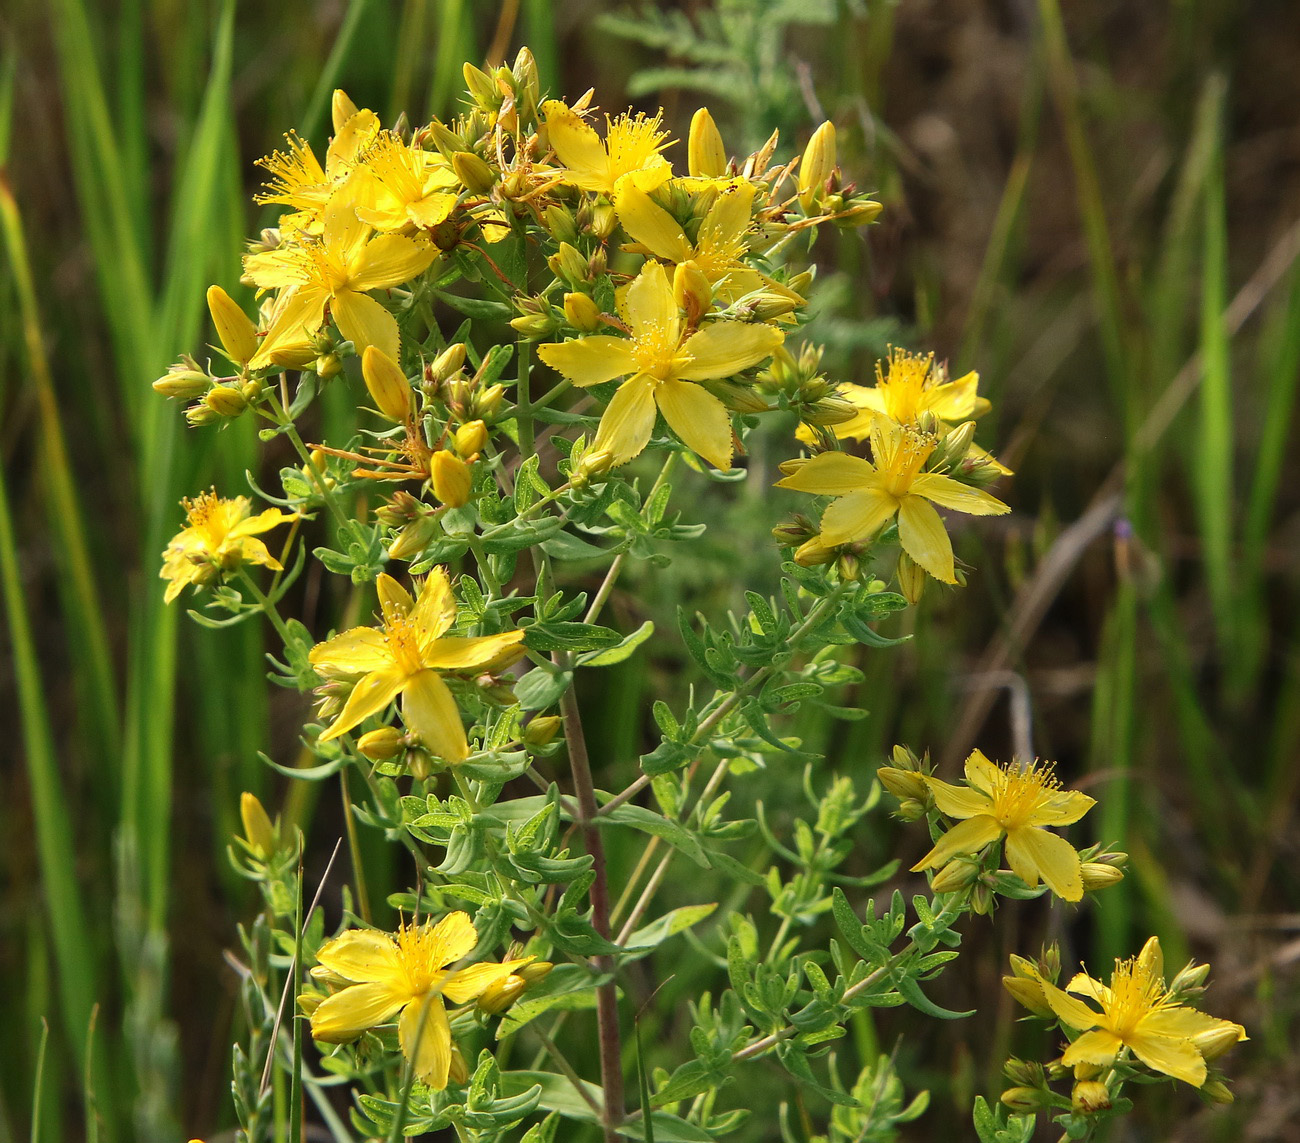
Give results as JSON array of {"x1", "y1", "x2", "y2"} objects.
[
  {"x1": 538, "y1": 261, "x2": 782, "y2": 469},
  {"x1": 310, "y1": 913, "x2": 532, "y2": 1090},
  {"x1": 244, "y1": 187, "x2": 438, "y2": 368},
  {"x1": 160, "y1": 491, "x2": 295, "y2": 603},
  {"x1": 913, "y1": 750, "x2": 1095, "y2": 901},
  {"x1": 308, "y1": 570, "x2": 523, "y2": 761},
  {"x1": 776, "y1": 418, "x2": 1008, "y2": 583},
  {"x1": 543, "y1": 100, "x2": 673, "y2": 196},
  {"x1": 1037, "y1": 937, "x2": 1246, "y2": 1086}
]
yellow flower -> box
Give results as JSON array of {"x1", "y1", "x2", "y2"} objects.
[
  {"x1": 1039, "y1": 938, "x2": 1246, "y2": 1087},
  {"x1": 310, "y1": 913, "x2": 531, "y2": 1090},
  {"x1": 776, "y1": 418, "x2": 1008, "y2": 582},
  {"x1": 614, "y1": 179, "x2": 798, "y2": 307},
  {"x1": 350, "y1": 131, "x2": 460, "y2": 232},
  {"x1": 244, "y1": 188, "x2": 439, "y2": 368},
  {"x1": 308, "y1": 569, "x2": 524, "y2": 761},
  {"x1": 543, "y1": 100, "x2": 673, "y2": 196},
  {"x1": 537, "y1": 261, "x2": 782, "y2": 469},
  {"x1": 912, "y1": 750, "x2": 1095, "y2": 901},
  {"x1": 255, "y1": 99, "x2": 380, "y2": 235},
  {"x1": 160, "y1": 491, "x2": 294, "y2": 604}
]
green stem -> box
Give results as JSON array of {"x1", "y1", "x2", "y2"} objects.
[
  {"x1": 236, "y1": 568, "x2": 294, "y2": 646},
  {"x1": 262, "y1": 392, "x2": 362, "y2": 542},
  {"x1": 465, "y1": 533, "x2": 502, "y2": 597},
  {"x1": 517, "y1": 341, "x2": 535, "y2": 461},
  {"x1": 340, "y1": 764, "x2": 373, "y2": 925}
]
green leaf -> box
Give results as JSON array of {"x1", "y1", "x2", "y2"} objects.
[
  {"x1": 894, "y1": 972, "x2": 974, "y2": 1020},
  {"x1": 623, "y1": 903, "x2": 717, "y2": 951},
  {"x1": 598, "y1": 801, "x2": 710, "y2": 866},
  {"x1": 541, "y1": 531, "x2": 610, "y2": 561},
  {"x1": 515, "y1": 667, "x2": 572, "y2": 711},
  {"x1": 617, "y1": 1112, "x2": 717, "y2": 1143},
  {"x1": 434, "y1": 290, "x2": 512, "y2": 320},
  {"x1": 578, "y1": 620, "x2": 655, "y2": 668},
  {"x1": 524, "y1": 621, "x2": 623, "y2": 652}
]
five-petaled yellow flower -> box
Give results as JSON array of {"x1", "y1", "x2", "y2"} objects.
[
  {"x1": 538, "y1": 261, "x2": 782, "y2": 469},
  {"x1": 1037, "y1": 937, "x2": 1245, "y2": 1087},
  {"x1": 913, "y1": 750, "x2": 1095, "y2": 901},
  {"x1": 244, "y1": 189, "x2": 438, "y2": 368},
  {"x1": 310, "y1": 912, "x2": 531, "y2": 1090},
  {"x1": 776, "y1": 417, "x2": 1008, "y2": 582},
  {"x1": 309, "y1": 569, "x2": 524, "y2": 760},
  {"x1": 543, "y1": 100, "x2": 673, "y2": 196},
  {"x1": 160, "y1": 491, "x2": 295, "y2": 604}
]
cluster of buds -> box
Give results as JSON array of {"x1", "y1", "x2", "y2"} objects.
[
  {"x1": 797, "y1": 122, "x2": 885, "y2": 228},
  {"x1": 876, "y1": 744, "x2": 932, "y2": 822}
]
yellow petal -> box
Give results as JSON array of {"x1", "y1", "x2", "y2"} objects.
[
  {"x1": 327, "y1": 107, "x2": 380, "y2": 171},
  {"x1": 322, "y1": 190, "x2": 369, "y2": 266},
  {"x1": 678, "y1": 321, "x2": 782, "y2": 381},
  {"x1": 1005, "y1": 826, "x2": 1083, "y2": 901},
  {"x1": 538, "y1": 337, "x2": 639, "y2": 387},
  {"x1": 406, "y1": 194, "x2": 456, "y2": 230},
  {"x1": 349, "y1": 233, "x2": 438, "y2": 291},
  {"x1": 819, "y1": 488, "x2": 899, "y2": 547},
  {"x1": 697, "y1": 181, "x2": 755, "y2": 254},
  {"x1": 398, "y1": 995, "x2": 453, "y2": 1089},
  {"x1": 423, "y1": 631, "x2": 525, "y2": 672},
  {"x1": 543, "y1": 100, "x2": 610, "y2": 191},
  {"x1": 250, "y1": 286, "x2": 327, "y2": 369},
  {"x1": 656, "y1": 379, "x2": 733, "y2": 469},
  {"x1": 1125, "y1": 1029, "x2": 1207, "y2": 1086},
  {"x1": 1143, "y1": 1007, "x2": 1242, "y2": 1043},
  {"x1": 228, "y1": 508, "x2": 297, "y2": 539},
  {"x1": 413, "y1": 567, "x2": 458, "y2": 642},
  {"x1": 331, "y1": 89, "x2": 359, "y2": 134},
  {"x1": 621, "y1": 262, "x2": 679, "y2": 343},
  {"x1": 234, "y1": 536, "x2": 282, "y2": 571},
  {"x1": 1059, "y1": 1028, "x2": 1124, "y2": 1068},
  {"x1": 924, "y1": 370, "x2": 982, "y2": 420},
  {"x1": 401, "y1": 669, "x2": 468, "y2": 762},
  {"x1": 910, "y1": 473, "x2": 1009, "y2": 516},
  {"x1": 310, "y1": 627, "x2": 393, "y2": 674},
  {"x1": 317, "y1": 929, "x2": 403, "y2": 985},
  {"x1": 442, "y1": 959, "x2": 533, "y2": 1005},
  {"x1": 897, "y1": 495, "x2": 955, "y2": 583},
  {"x1": 963, "y1": 749, "x2": 1001, "y2": 794},
  {"x1": 311, "y1": 981, "x2": 406, "y2": 1043},
  {"x1": 775, "y1": 452, "x2": 876, "y2": 495},
  {"x1": 376, "y1": 572, "x2": 416, "y2": 620},
  {"x1": 593, "y1": 376, "x2": 658, "y2": 467},
  {"x1": 430, "y1": 910, "x2": 478, "y2": 964},
  {"x1": 924, "y1": 776, "x2": 993, "y2": 820},
  {"x1": 1030, "y1": 788, "x2": 1097, "y2": 828},
  {"x1": 911, "y1": 814, "x2": 1003, "y2": 871},
  {"x1": 319, "y1": 666, "x2": 407, "y2": 742},
  {"x1": 331, "y1": 289, "x2": 400, "y2": 360},
  {"x1": 615, "y1": 183, "x2": 692, "y2": 262}
]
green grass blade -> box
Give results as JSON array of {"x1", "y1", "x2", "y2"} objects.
[
  {"x1": 0, "y1": 174, "x2": 122, "y2": 758},
  {"x1": 1194, "y1": 84, "x2": 1234, "y2": 646},
  {"x1": 300, "y1": 0, "x2": 376, "y2": 142}
]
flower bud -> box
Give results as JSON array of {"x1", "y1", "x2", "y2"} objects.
[
  {"x1": 832, "y1": 198, "x2": 884, "y2": 228},
  {"x1": 749, "y1": 293, "x2": 798, "y2": 321},
  {"x1": 1192, "y1": 1022, "x2": 1246, "y2": 1062},
  {"x1": 793, "y1": 537, "x2": 836, "y2": 567},
  {"x1": 876, "y1": 765, "x2": 928, "y2": 803},
  {"x1": 462, "y1": 63, "x2": 500, "y2": 111},
  {"x1": 523, "y1": 715, "x2": 562, "y2": 747},
  {"x1": 1200, "y1": 1077, "x2": 1234, "y2": 1105},
  {"x1": 549, "y1": 242, "x2": 589, "y2": 286},
  {"x1": 705, "y1": 379, "x2": 769, "y2": 414},
  {"x1": 894, "y1": 797, "x2": 925, "y2": 822},
  {"x1": 296, "y1": 991, "x2": 323, "y2": 1018},
  {"x1": 204, "y1": 384, "x2": 247, "y2": 417},
  {"x1": 771, "y1": 515, "x2": 816, "y2": 547},
  {"x1": 590, "y1": 200, "x2": 617, "y2": 240},
  {"x1": 471, "y1": 383, "x2": 506, "y2": 420},
  {"x1": 387, "y1": 515, "x2": 438, "y2": 561},
  {"x1": 1169, "y1": 959, "x2": 1211, "y2": 996},
  {"x1": 970, "y1": 881, "x2": 994, "y2": 915},
  {"x1": 239, "y1": 792, "x2": 277, "y2": 858},
  {"x1": 207, "y1": 285, "x2": 259, "y2": 365},
  {"x1": 362, "y1": 346, "x2": 413, "y2": 423},
  {"x1": 571, "y1": 448, "x2": 614, "y2": 488},
  {"x1": 185, "y1": 403, "x2": 222, "y2": 427},
  {"x1": 315, "y1": 352, "x2": 343, "y2": 379},
  {"x1": 930, "y1": 858, "x2": 979, "y2": 895},
  {"x1": 688, "y1": 107, "x2": 728, "y2": 178},
  {"x1": 377, "y1": 490, "x2": 422, "y2": 527},
  {"x1": 518, "y1": 959, "x2": 553, "y2": 984},
  {"x1": 1002, "y1": 1058, "x2": 1041, "y2": 1087},
  {"x1": 935, "y1": 421, "x2": 977, "y2": 468},
  {"x1": 454, "y1": 419, "x2": 488, "y2": 458},
  {"x1": 447, "y1": 1046, "x2": 469, "y2": 1087},
  {"x1": 799, "y1": 121, "x2": 837, "y2": 212},
  {"x1": 154, "y1": 367, "x2": 211, "y2": 400},
  {"x1": 897, "y1": 552, "x2": 927, "y2": 605},
  {"x1": 452, "y1": 151, "x2": 496, "y2": 194},
  {"x1": 564, "y1": 291, "x2": 602, "y2": 332},
  {"x1": 1071, "y1": 1080, "x2": 1111, "y2": 1113},
  {"x1": 431, "y1": 450, "x2": 473, "y2": 507},
  {"x1": 510, "y1": 312, "x2": 557, "y2": 339},
  {"x1": 999, "y1": 1087, "x2": 1043, "y2": 1113},
  {"x1": 429, "y1": 343, "x2": 467, "y2": 385},
  {"x1": 543, "y1": 204, "x2": 579, "y2": 244},
  {"x1": 512, "y1": 47, "x2": 540, "y2": 117},
  {"x1": 673, "y1": 260, "x2": 713, "y2": 324},
  {"x1": 357, "y1": 726, "x2": 407, "y2": 761},
  {"x1": 474, "y1": 975, "x2": 524, "y2": 1015},
  {"x1": 426, "y1": 118, "x2": 464, "y2": 159},
  {"x1": 803, "y1": 396, "x2": 858, "y2": 427},
  {"x1": 1080, "y1": 862, "x2": 1124, "y2": 892},
  {"x1": 1136, "y1": 936, "x2": 1163, "y2": 982}
]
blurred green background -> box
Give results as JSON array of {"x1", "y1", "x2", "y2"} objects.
[{"x1": 3, "y1": 0, "x2": 1298, "y2": 1139}]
